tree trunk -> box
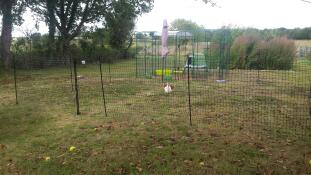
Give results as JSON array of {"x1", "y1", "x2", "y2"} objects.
[
  {"x1": 47, "y1": 0, "x2": 56, "y2": 58},
  {"x1": 60, "y1": 37, "x2": 71, "y2": 65},
  {"x1": 0, "y1": 0, "x2": 13, "y2": 70},
  {"x1": 63, "y1": 39, "x2": 70, "y2": 57},
  {"x1": 123, "y1": 36, "x2": 134, "y2": 59}
]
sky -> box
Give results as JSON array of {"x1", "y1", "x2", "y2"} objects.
[
  {"x1": 11, "y1": 0, "x2": 311, "y2": 37},
  {"x1": 135, "y1": 0, "x2": 311, "y2": 31}
]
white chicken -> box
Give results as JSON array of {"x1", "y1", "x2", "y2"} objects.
[{"x1": 164, "y1": 83, "x2": 173, "y2": 93}]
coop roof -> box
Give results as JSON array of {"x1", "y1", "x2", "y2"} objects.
[{"x1": 175, "y1": 31, "x2": 193, "y2": 37}]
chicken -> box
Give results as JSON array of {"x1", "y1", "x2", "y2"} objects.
[{"x1": 164, "y1": 83, "x2": 174, "y2": 93}]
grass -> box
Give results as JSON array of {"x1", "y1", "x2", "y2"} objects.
[{"x1": 0, "y1": 58, "x2": 311, "y2": 174}]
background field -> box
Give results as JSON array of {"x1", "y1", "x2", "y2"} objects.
[{"x1": 295, "y1": 40, "x2": 311, "y2": 48}]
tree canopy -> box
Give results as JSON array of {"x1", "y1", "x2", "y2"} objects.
[
  {"x1": 170, "y1": 19, "x2": 204, "y2": 31},
  {"x1": 106, "y1": 0, "x2": 153, "y2": 52},
  {"x1": 28, "y1": 0, "x2": 153, "y2": 57}
]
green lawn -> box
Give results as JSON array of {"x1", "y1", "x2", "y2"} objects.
[{"x1": 0, "y1": 59, "x2": 311, "y2": 174}]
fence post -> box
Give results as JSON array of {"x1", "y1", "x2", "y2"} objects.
[
  {"x1": 187, "y1": 56, "x2": 192, "y2": 126},
  {"x1": 309, "y1": 85, "x2": 311, "y2": 117},
  {"x1": 13, "y1": 54, "x2": 18, "y2": 105},
  {"x1": 162, "y1": 57, "x2": 164, "y2": 82},
  {"x1": 135, "y1": 34, "x2": 138, "y2": 78},
  {"x1": 108, "y1": 61, "x2": 112, "y2": 83},
  {"x1": 144, "y1": 36, "x2": 147, "y2": 76},
  {"x1": 99, "y1": 57, "x2": 108, "y2": 117},
  {"x1": 204, "y1": 30, "x2": 209, "y2": 79},
  {"x1": 69, "y1": 55, "x2": 74, "y2": 91},
  {"x1": 73, "y1": 58, "x2": 81, "y2": 115}
]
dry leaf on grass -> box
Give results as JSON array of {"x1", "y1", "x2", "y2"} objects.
[{"x1": 0, "y1": 144, "x2": 7, "y2": 150}]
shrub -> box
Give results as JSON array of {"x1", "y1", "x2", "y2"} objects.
[
  {"x1": 230, "y1": 36, "x2": 296, "y2": 70},
  {"x1": 230, "y1": 35, "x2": 260, "y2": 69},
  {"x1": 247, "y1": 37, "x2": 296, "y2": 70}
]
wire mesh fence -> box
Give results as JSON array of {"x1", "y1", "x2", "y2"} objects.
[
  {"x1": 2, "y1": 55, "x2": 310, "y2": 139},
  {"x1": 1, "y1": 31, "x2": 311, "y2": 140}
]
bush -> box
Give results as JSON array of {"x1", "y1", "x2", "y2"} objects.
[
  {"x1": 230, "y1": 35, "x2": 260, "y2": 69},
  {"x1": 230, "y1": 36, "x2": 296, "y2": 70}
]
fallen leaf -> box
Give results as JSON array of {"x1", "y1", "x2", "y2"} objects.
[
  {"x1": 107, "y1": 125, "x2": 113, "y2": 130},
  {"x1": 0, "y1": 144, "x2": 6, "y2": 150},
  {"x1": 184, "y1": 160, "x2": 191, "y2": 164},
  {"x1": 136, "y1": 167, "x2": 143, "y2": 172},
  {"x1": 156, "y1": 146, "x2": 163, "y2": 149}
]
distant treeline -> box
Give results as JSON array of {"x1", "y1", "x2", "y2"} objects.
[
  {"x1": 202, "y1": 27, "x2": 311, "y2": 41},
  {"x1": 170, "y1": 19, "x2": 311, "y2": 40},
  {"x1": 273, "y1": 27, "x2": 311, "y2": 40},
  {"x1": 11, "y1": 26, "x2": 310, "y2": 70}
]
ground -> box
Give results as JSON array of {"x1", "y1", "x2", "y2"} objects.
[{"x1": 0, "y1": 59, "x2": 311, "y2": 175}]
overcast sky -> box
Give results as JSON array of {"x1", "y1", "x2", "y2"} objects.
[{"x1": 12, "y1": 0, "x2": 311, "y2": 37}]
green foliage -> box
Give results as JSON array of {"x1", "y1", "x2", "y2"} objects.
[
  {"x1": 12, "y1": 0, "x2": 27, "y2": 26},
  {"x1": 230, "y1": 34, "x2": 260, "y2": 69},
  {"x1": 210, "y1": 27, "x2": 311, "y2": 41},
  {"x1": 79, "y1": 39, "x2": 95, "y2": 59},
  {"x1": 106, "y1": 0, "x2": 136, "y2": 50},
  {"x1": 0, "y1": 0, "x2": 27, "y2": 25},
  {"x1": 12, "y1": 33, "x2": 49, "y2": 56},
  {"x1": 27, "y1": 0, "x2": 154, "y2": 59},
  {"x1": 106, "y1": 0, "x2": 153, "y2": 59},
  {"x1": 12, "y1": 38, "x2": 26, "y2": 53},
  {"x1": 286, "y1": 27, "x2": 311, "y2": 40},
  {"x1": 204, "y1": 28, "x2": 232, "y2": 69},
  {"x1": 232, "y1": 27, "x2": 311, "y2": 40},
  {"x1": 170, "y1": 19, "x2": 208, "y2": 42},
  {"x1": 307, "y1": 52, "x2": 311, "y2": 61},
  {"x1": 170, "y1": 19, "x2": 204, "y2": 31},
  {"x1": 28, "y1": 0, "x2": 121, "y2": 56},
  {"x1": 230, "y1": 35, "x2": 296, "y2": 70}
]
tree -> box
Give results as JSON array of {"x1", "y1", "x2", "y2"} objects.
[
  {"x1": 0, "y1": 0, "x2": 26, "y2": 69},
  {"x1": 201, "y1": 0, "x2": 220, "y2": 7},
  {"x1": 82, "y1": 28, "x2": 108, "y2": 48},
  {"x1": 30, "y1": 0, "x2": 153, "y2": 59},
  {"x1": 31, "y1": 0, "x2": 57, "y2": 57},
  {"x1": 301, "y1": 0, "x2": 311, "y2": 4},
  {"x1": 170, "y1": 19, "x2": 203, "y2": 31},
  {"x1": 106, "y1": 0, "x2": 153, "y2": 58},
  {"x1": 46, "y1": 0, "x2": 56, "y2": 57},
  {"x1": 30, "y1": 0, "x2": 57, "y2": 57},
  {"x1": 30, "y1": 0, "x2": 110, "y2": 58}
]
